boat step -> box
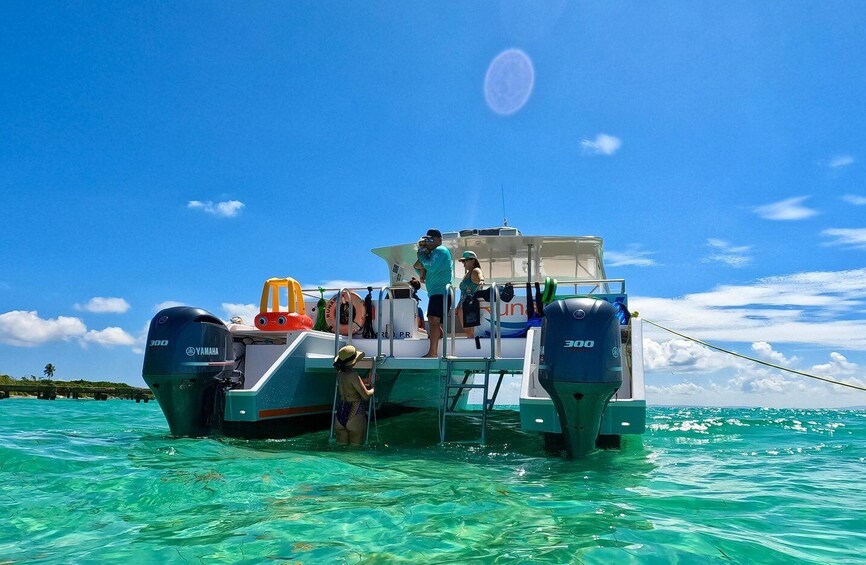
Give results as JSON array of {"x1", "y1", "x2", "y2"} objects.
[{"x1": 445, "y1": 357, "x2": 491, "y2": 363}]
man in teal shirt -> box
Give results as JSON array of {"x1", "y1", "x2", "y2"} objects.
[{"x1": 414, "y1": 229, "x2": 453, "y2": 358}]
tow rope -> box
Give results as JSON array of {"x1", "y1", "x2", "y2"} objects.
[{"x1": 642, "y1": 317, "x2": 866, "y2": 393}]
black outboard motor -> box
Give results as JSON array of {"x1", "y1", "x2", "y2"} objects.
[
  {"x1": 539, "y1": 298, "x2": 623, "y2": 458},
  {"x1": 143, "y1": 307, "x2": 234, "y2": 437}
]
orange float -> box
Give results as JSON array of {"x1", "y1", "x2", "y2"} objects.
[
  {"x1": 324, "y1": 291, "x2": 366, "y2": 335},
  {"x1": 254, "y1": 277, "x2": 314, "y2": 332}
]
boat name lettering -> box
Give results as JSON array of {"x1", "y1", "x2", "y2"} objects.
[
  {"x1": 149, "y1": 339, "x2": 169, "y2": 347},
  {"x1": 564, "y1": 340, "x2": 594, "y2": 349},
  {"x1": 186, "y1": 347, "x2": 220, "y2": 356},
  {"x1": 382, "y1": 331, "x2": 413, "y2": 339}
]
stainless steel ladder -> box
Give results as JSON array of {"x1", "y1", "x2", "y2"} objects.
[{"x1": 439, "y1": 357, "x2": 491, "y2": 445}]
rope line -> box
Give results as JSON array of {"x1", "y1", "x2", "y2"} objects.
[{"x1": 642, "y1": 318, "x2": 866, "y2": 393}]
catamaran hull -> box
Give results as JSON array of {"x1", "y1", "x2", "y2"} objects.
[{"x1": 143, "y1": 307, "x2": 467, "y2": 439}]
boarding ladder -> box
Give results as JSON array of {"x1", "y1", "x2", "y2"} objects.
[
  {"x1": 438, "y1": 284, "x2": 505, "y2": 445},
  {"x1": 327, "y1": 282, "x2": 430, "y2": 446},
  {"x1": 327, "y1": 287, "x2": 381, "y2": 445}
]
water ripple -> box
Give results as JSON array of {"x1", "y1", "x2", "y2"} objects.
[{"x1": 0, "y1": 399, "x2": 864, "y2": 563}]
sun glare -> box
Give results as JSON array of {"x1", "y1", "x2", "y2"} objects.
[{"x1": 484, "y1": 49, "x2": 535, "y2": 116}]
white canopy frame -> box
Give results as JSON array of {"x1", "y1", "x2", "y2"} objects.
[{"x1": 372, "y1": 235, "x2": 607, "y2": 289}]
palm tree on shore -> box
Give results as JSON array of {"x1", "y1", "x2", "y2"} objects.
[{"x1": 43, "y1": 363, "x2": 55, "y2": 381}]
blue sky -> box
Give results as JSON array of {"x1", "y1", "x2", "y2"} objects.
[{"x1": 1, "y1": 2, "x2": 864, "y2": 407}]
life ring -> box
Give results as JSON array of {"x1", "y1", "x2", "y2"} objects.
[
  {"x1": 255, "y1": 311, "x2": 314, "y2": 332},
  {"x1": 324, "y1": 291, "x2": 366, "y2": 335}
]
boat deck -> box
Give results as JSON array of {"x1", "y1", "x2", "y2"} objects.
[{"x1": 304, "y1": 353, "x2": 525, "y2": 373}]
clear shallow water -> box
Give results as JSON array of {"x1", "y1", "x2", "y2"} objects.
[{"x1": 1, "y1": 399, "x2": 864, "y2": 564}]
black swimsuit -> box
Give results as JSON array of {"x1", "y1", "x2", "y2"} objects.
[
  {"x1": 335, "y1": 370, "x2": 367, "y2": 427},
  {"x1": 335, "y1": 400, "x2": 365, "y2": 427}
]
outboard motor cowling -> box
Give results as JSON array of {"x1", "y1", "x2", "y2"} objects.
[
  {"x1": 539, "y1": 298, "x2": 623, "y2": 458},
  {"x1": 143, "y1": 307, "x2": 234, "y2": 437}
]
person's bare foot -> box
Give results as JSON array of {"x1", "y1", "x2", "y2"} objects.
[{"x1": 421, "y1": 353, "x2": 438, "y2": 358}]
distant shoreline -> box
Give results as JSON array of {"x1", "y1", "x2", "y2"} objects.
[{"x1": 0, "y1": 375, "x2": 152, "y2": 401}]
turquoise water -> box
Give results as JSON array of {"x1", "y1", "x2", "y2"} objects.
[{"x1": 1, "y1": 399, "x2": 864, "y2": 564}]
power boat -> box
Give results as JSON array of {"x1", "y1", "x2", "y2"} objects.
[{"x1": 142, "y1": 227, "x2": 646, "y2": 457}]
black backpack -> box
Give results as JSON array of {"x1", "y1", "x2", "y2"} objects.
[{"x1": 462, "y1": 294, "x2": 481, "y2": 328}]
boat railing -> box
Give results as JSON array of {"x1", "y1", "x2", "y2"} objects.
[
  {"x1": 490, "y1": 278, "x2": 626, "y2": 296},
  {"x1": 443, "y1": 283, "x2": 500, "y2": 360},
  {"x1": 299, "y1": 285, "x2": 396, "y2": 358},
  {"x1": 443, "y1": 284, "x2": 454, "y2": 359},
  {"x1": 490, "y1": 282, "x2": 502, "y2": 357},
  {"x1": 375, "y1": 284, "x2": 397, "y2": 359},
  {"x1": 307, "y1": 279, "x2": 573, "y2": 362},
  {"x1": 299, "y1": 285, "x2": 411, "y2": 360},
  {"x1": 334, "y1": 287, "x2": 351, "y2": 358}
]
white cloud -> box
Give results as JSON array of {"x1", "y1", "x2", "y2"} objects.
[
  {"x1": 842, "y1": 194, "x2": 866, "y2": 206},
  {"x1": 811, "y1": 352, "x2": 859, "y2": 377},
  {"x1": 822, "y1": 228, "x2": 866, "y2": 250},
  {"x1": 154, "y1": 300, "x2": 187, "y2": 312},
  {"x1": 703, "y1": 238, "x2": 752, "y2": 267},
  {"x1": 643, "y1": 337, "x2": 746, "y2": 373},
  {"x1": 750, "y1": 341, "x2": 798, "y2": 366},
  {"x1": 646, "y1": 381, "x2": 705, "y2": 396},
  {"x1": 643, "y1": 347, "x2": 866, "y2": 407},
  {"x1": 605, "y1": 245, "x2": 657, "y2": 267},
  {"x1": 828, "y1": 155, "x2": 854, "y2": 168},
  {"x1": 188, "y1": 200, "x2": 245, "y2": 218},
  {"x1": 731, "y1": 371, "x2": 808, "y2": 395},
  {"x1": 0, "y1": 310, "x2": 87, "y2": 346},
  {"x1": 580, "y1": 133, "x2": 621, "y2": 156},
  {"x1": 82, "y1": 327, "x2": 136, "y2": 347},
  {"x1": 74, "y1": 297, "x2": 130, "y2": 314},
  {"x1": 644, "y1": 340, "x2": 797, "y2": 379},
  {"x1": 221, "y1": 303, "x2": 260, "y2": 326},
  {"x1": 634, "y1": 267, "x2": 866, "y2": 350},
  {"x1": 131, "y1": 320, "x2": 152, "y2": 355},
  {"x1": 637, "y1": 270, "x2": 866, "y2": 406},
  {"x1": 753, "y1": 196, "x2": 819, "y2": 221},
  {"x1": 811, "y1": 353, "x2": 866, "y2": 394},
  {"x1": 0, "y1": 309, "x2": 143, "y2": 353}
]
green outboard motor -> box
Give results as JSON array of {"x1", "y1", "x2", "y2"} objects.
[
  {"x1": 143, "y1": 307, "x2": 234, "y2": 437},
  {"x1": 539, "y1": 298, "x2": 623, "y2": 458}
]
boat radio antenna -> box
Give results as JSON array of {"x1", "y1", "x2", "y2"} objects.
[{"x1": 501, "y1": 184, "x2": 508, "y2": 226}]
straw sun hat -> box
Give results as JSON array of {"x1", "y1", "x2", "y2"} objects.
[{"x1": 333, "y1": 345, "x2": 364, "y2": 367}]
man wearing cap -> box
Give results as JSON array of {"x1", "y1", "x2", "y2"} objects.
[{"x1": 413, "y1": 229, "x2": 453, "y2": 358}]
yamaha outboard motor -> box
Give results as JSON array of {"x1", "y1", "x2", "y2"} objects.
[
  {"x1": 143, "y1": 307, "x2": 234, "y2": 437},
  {"x1": 539, "y1": 298, "x2": 623, "y2": 458}
]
